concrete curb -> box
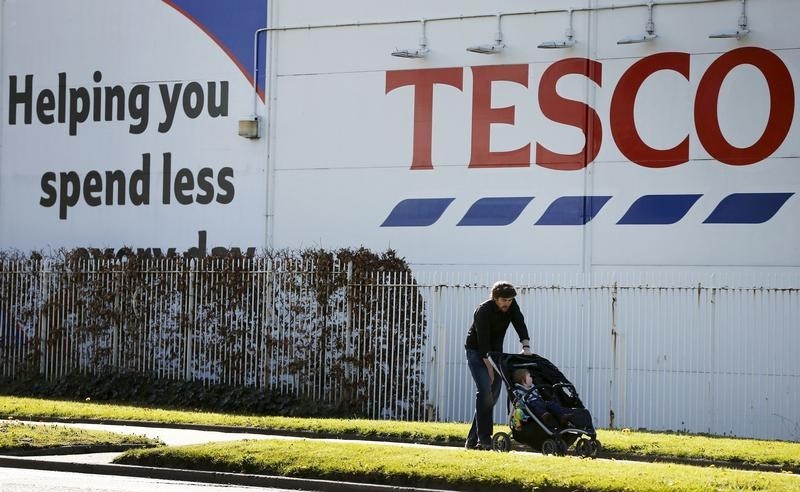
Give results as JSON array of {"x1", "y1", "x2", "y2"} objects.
[{"x1": 0, "y1": 455, "x2": 456, "y2": 492}]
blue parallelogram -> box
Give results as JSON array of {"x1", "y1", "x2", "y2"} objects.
[
  {"x1": 618, "y1": 194, "x2": 702, "y2": 225},
  {"x1": 381, "y1": 198, "x2": 455, "y2": 227},
  {"x1": 457, "y1": 197, "x2": 534, "y2": 226},
  {"x1": 704, "y1": 193, "x2": 793, "y2": 224},
  {"x1": 535, "y1": 196, "x2": 612, "y2": 225}
]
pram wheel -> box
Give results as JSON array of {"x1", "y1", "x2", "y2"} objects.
[
  {"x1": 541, "y1": 438, "x2": 562, "y2": 456},
  {"x1": 576, "y1": 438, "x2": 601, "y2": 458},
  {"x1": 491, "y1": 432, "x2": 511, "y2": 452},
  {"x1": 588, "y1": 439, "x2": 601, "y2": 458},
  {"x1": 556, "y1": 438, "x2": 568, "y2": 456},
  {"x1": 575, "y1": 438, "x2": 591, "y2": 457}
]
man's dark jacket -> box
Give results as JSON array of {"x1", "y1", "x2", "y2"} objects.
[{"x1": 464, "y1": 298, "x2": 530, "y2": 357}]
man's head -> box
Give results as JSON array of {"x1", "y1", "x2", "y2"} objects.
[{"x1": 492, "y1": 281, "x2": 516, "y2": 312}]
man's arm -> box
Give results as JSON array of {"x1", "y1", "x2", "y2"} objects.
[
  {"x1": 473, "y1": 303, "x2": 496, "y2": 382},
  {"x1": 510, "y1": 300, "x2": 532, "y2": 354},
  {"x1": 474, "y1": 303, "x2": 492, "y2": 356}
]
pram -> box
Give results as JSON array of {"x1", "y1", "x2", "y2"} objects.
[{"x1": 488, "y1": 352, "x2": 601, "y2": 457}]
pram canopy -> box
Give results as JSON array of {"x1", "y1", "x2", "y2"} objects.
[{"x1": 488, "y1": 351, "x2": 589, "y2": 411}]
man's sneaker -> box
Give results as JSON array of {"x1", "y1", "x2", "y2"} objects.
[{"x1": 464, "y1": 440, "x2": 478, "y2": 450}]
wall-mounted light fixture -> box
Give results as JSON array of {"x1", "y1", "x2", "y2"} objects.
[
  {"x1": 709, "y1": 0, "x2": 749, "y2": 39},
  {"x1": 538, "y1": 8, "x2": 576, "y2": 49},
  {"x1": 618, "y1": 1, "x2": 657, "y2": 44},
  {"x1": 238, "y1": 117, "x2": 260, "y2": 139},
  {"x1": 467, "y1": 13, "x2": 505, "y2": 54},
  {"x1": 392, "y1": 19, "x2": 430, "y2": 58}
]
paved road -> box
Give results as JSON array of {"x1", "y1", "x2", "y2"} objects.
[{"x1": 0, "y1": 466, "x2": 315, "y2": 492}]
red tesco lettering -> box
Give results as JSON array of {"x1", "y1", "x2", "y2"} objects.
[{"x1": 385, "y1": 47, "x2": 794, "y2": 170}]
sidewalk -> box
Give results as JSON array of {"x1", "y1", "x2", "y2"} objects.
[{"x1": 0, "y1": 421, "x2": 454, "y2": 492}]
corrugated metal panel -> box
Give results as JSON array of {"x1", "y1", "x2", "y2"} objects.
[{"x1": 416, "y1": 275, "x2": 799, "y2": 441}]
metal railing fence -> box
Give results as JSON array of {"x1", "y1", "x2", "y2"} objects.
[
  {"x1": 2, "y1": 258, "x2": 799, "y2": 440},
  {"x1": 0, "y1": 257, "x2": 429, "y2": 421}
]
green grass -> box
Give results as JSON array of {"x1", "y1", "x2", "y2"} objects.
[
  {"x1": 1, "y1": 395, "x2": 798, "y2": 469},
  {"x1": 0, "y1": 420, "x2": 160, "y2": 453},
  {"x1": 115, "y1": 438, "x2": 800, "y2": 492}
]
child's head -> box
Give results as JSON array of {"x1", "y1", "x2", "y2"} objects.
[{"x1": 512, "y1": 368, "x2": 532, "y2": 385}]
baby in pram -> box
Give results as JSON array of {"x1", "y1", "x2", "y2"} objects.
[{"x1": 511, "y1": 368, "x2": 574, "y2": 429}]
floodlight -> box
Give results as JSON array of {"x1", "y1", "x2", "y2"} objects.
[
  {"x1": 618, "y1": 1, "x2": 657, "y2": 44},
  {"x1": 709, "y1": 0, "x2": 749, "y2": 39},
  {"x1": 538, "y1": 8, "x2": 576, "y2": 49},
  {"x1": 708, "y1": 28, "x2": 749, "y2": 40},
  {"x1": 391, "y1": 46, "x2": 429, "y2": 58},
  {"x1": 617, "y1": 33, "x2": 657, "y2": 44},
  {"x1": 467, "y1": 14, "x2": 505, "y2": 54},
  {"x1": 466, "y1": 42, "x2": 504, "y2": 54},
  {"x1": 538, "y1": 39, "x2": 576, "y2": 49},
  {"x1": 392, "y1": 20, "x2": 430, "y2": 58}
]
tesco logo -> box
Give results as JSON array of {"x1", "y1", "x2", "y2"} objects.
[{"x1": 386, "y1": 47, "x2": 794, "y2": 171}]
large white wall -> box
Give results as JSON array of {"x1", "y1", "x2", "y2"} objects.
[{"x1": 267, "y1": 0, "x2": 799, "y2": 279}]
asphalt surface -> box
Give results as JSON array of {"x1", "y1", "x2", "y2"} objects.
[
  {"x1": 0, "y1": 421, "x2": 454, "y2": 492},
  {"x1": 0, "y1": 466, "x2": 320, "y2": 492}
]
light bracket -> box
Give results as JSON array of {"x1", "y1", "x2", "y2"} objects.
[
  {"x1": 392, "y1": 19, "x2": 430, "y2": 58},
  {"x1": 617, "y1": 1, "x2": 658, "y2": 45},
  {"x1": 467, "y1": 14, "x2": 505, "y2": 54},
  {"x1": 538, "y1": 9, "x2": 576, "y2": 49},
  {"x1": 709, "y1": 0, "x2": 749, "y2": 39}
]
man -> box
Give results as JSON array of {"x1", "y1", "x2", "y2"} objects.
[{"x1": 464, "y1": 281, "x2": 532, "y2": 450}]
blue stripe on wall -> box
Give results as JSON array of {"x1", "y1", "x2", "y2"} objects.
[
  {"x1": 457, "y1": 197, "x2": 534, "y2": 226},
  {"x1": 381, "y1": 198, "x2": 455, "y2": 227},
  {"x1": 704, "y1": 193, "x2": 793, "y2": 224},
  {"x1": 535, "y1": 196, "x2": 612, "y2": 225},
  {"x1": 163, "y1": 0, "x2": 267, "y2": 97},
  {"x1": 618, "y1": 194, "x2": 702, "y2": 225}
]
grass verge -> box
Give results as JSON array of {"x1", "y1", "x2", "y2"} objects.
[
  {"x1": 0, "y1": 420, "x2": 161, "y2": 455},
  {"x1": 2, "y1": 395, "x2": 798, "y2": 470},
  {"x1": 114, "y1": 438, "x2": 800, "y2": 492}
]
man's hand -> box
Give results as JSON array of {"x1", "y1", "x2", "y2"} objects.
[{"x1": 521, "y1": 339, "x2": 532, "y2": 356}]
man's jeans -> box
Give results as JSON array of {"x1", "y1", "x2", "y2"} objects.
[{"x1": 466, "y1": 348, "x2": 502, "y2": 447}]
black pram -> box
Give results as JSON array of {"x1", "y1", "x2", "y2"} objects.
[{"x1": 488, "y1": 352, "x2": 601, "y2": 457}]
